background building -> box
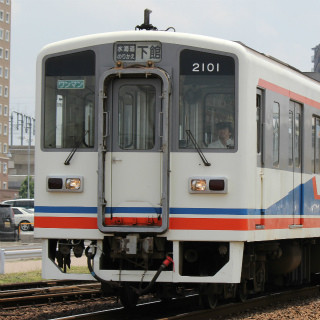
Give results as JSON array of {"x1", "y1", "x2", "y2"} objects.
[
  {"x1": 0, "y1": 0, "x2": 12, "y2": 201},
  {"x1": 8, "y1": 145, "x2": 34, "y2": 192},
  {"x1": 312, "y1": 44, "x2": 320, "y2": 73}
]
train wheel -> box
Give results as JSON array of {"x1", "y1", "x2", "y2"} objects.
[
  {"x1": 199, "y1": 284, "x2": 218, "y2": 309},
  {"x1": 199, "y1": 292, "x2": 218, "y2": 309},
  {"x1": 119, "y1": 285, "x2": 139, "y2": 309},
  {"x1": 238, "y1": 280, "x2": 248, "y2": 302}
]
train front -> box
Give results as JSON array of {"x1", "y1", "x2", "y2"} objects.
[{"x1": 34, "y1": 31, "x2": 251, "y2": 307}]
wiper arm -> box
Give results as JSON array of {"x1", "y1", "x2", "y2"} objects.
[
  {"x1": 64, "y1": 130, "x2": 89, "y2": 165},
  {"x1": 185, "y1": 130, "x2": 211, "y2": 166}
]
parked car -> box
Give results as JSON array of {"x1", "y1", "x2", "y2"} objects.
[
  {"x1": 2, "y1": 199, "x2": 34, "y2": 210},
  {"x1": 12, "y1": 207, "x2": 34, "y2": 231},
  {"x1": 0, "y1": 204, "x2": 18, "y2": 241}
]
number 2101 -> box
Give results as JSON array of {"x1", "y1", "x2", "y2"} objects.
[{"x1": 192, "y1": 62, "x2": 220, "y2": 73}]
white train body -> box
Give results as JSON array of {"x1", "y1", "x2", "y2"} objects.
[{"x1": 34, "y1": 30, "x2": 320, "y2": 302}]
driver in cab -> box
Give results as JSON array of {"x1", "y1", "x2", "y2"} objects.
[{"x1": 209, "y1": 122, "x2": 234, "y2": 148}]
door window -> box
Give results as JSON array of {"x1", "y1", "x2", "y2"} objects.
[{"x1": 118, "y1": 85, "x2": 156, "y2": 150}]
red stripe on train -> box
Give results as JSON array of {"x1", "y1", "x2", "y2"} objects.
[
  {"x1": 258, "y1": 79, "x2": 320, "y2": 110},
  {"x1": 35, "y1": 216, "x2": 320, "y2": 230}
]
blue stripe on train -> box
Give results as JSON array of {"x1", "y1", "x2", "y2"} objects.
[{"x1": 34, "y1": 177, "x2": 320, "y2": 216}]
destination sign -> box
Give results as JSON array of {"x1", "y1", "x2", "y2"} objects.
[
  {"x1": 114, "y1": 41, "x2": 162, "y2": 63},
  {"x1": 57, "y1": 80, "x2": 85, "y2": 89}
]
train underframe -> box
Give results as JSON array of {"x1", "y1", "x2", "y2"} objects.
[{"x1": 45, "y1": 235, "x2": 320, "y2": 308}]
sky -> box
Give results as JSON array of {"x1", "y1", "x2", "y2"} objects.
[{"x1": 9, "y1": 0, "x2": 320, "y2": 120}]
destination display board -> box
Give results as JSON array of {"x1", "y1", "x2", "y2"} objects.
[{"x1": 114, "y1": 41, "x2": 162, "y2": 63}]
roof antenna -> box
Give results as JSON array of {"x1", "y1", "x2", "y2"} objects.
[{"x1": 135, "y1": 9, "x2": 158, "y2": 31}]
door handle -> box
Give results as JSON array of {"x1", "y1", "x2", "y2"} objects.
[{"x1": 112, "y1": 157, "x2": 122, "y2": 163}]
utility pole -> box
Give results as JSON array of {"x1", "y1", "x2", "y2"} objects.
[{"x1": 9, "y1": 111, "x2": 35, "y2": 199}]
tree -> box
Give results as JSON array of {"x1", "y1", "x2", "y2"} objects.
[{"x1": 19, "y1": 176, "x2": 34, "y2": 199}]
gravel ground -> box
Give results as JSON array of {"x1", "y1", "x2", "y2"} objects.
[
  {"x1": 225, "y1": 294, "x2": 320, "y2": 320},
  {"x1": 1, "y1": 294, "x2": 320, "y2": 320},
  {"x1": 0, "y1": 297, "x2": 121, "y2": 320}
]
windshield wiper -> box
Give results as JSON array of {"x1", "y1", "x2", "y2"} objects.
[
  {"x1": 185, "y1": 130, "x2": 211, "y2": 166},
  {"x1": 64, "y1": 130, "x2": 89, "y2": 165}
]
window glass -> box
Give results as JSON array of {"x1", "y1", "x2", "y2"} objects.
[
  {"x1": 118, "y1": 85, "x2": 155, "y2": 150},
  {"x1": 312, "y1": 116, "x2": 320, "y2": 173},
  {"x1": 256, "y1": 89, "x2": 263, "y2": 154},
  {"x1": 295, "y1": 112, "x2": 301, "y2": 167},
  {"x1": 179, "y1": 49, "x2": 235, "y2": 150},
  {"x1": 289, "y1": 110, "x2": 293, "y2": 166},
  {"x1": 44, "y1": 50, "x2": 95, "y2": 149},
  {"x1": 273, "y1": 102, "x2": 280, "y2": 166}
]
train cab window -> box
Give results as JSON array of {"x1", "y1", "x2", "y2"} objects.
[
  {"x1": 43, "y1": 50, "x2": 95, "y2": 149},
  {"x1": 179, "y1": 49, "x2": 235, "y2": 150},
  {"x1": 272, "y1": 102, "x2": 280, "y2": 167}
]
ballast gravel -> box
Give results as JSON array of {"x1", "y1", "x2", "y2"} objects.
[{"x1": 1, "y1": 293, "x2": 320, "y2": 319}]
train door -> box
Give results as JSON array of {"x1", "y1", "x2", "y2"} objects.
[
  {"x1": 289, "y1": 101, "x2": 302, "y2": 226},
  {"x1": 256, "y1": 89, "x2": 265, "y2": 227},
  {"x1": 97, "y1": 69, "x2": 170, "y2": 233}
]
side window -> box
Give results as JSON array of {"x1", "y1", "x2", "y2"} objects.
[
  {"x1": 256, "y1": 88, "x2": 264, "y2": 155},
  {"x1": 312, "y1": 116, "x2": 320, "y2": 173},
  {"x1": 12, "y1": 208, "x2": 21, "y2": 215},
  {"x1": 289, "y1": 110, "x2": 293, "y2": 167},
  {"x1": 289, "y1": 101, "x2": 302, "y2": 168},
  {"x1": 272, "y1": 102, "x2": 280, "y2": 167},
  {"x1": 294, "y1": 111, "x2": 301, "y2": 168}
]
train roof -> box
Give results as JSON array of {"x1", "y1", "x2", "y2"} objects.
[
  {"x1": 235, "y1": 41, "x2": 319, "y2": 83},
  {"x1": 38, "y1": 30, "x2": 319, "y2": 83}
]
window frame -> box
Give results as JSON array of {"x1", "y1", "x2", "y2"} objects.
[{"x1": 177, "y1": 48, "x2": 238, "y2": 153}]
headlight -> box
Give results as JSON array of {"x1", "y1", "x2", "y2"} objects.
[
  {"x1": 47, "y1": 176, "x2": 83, "y2": 192},
  {"x1": 189, "y1": 177, "x2": 228, "y2": 194},
  {"x1": 190, "y1": 179, "x2": 206, "y2": 191},
  {"x1": 66, "y1": 178, "x2": 81, "y2": 190}
]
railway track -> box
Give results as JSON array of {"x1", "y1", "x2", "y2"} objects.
[
  {"x1": 0, "y1": 280, "x2": 102, "y2": 308},
  {"x1": 2, "y1": 281, "x2": 320, "y2": 319},
  {"x1": 51, "y1": 285, "x2": 320, "y2": 320},
  {"x1": 0, "y1": 279, "x2": 93, "y2": 291}
]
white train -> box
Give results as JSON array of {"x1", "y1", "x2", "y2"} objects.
[{"x1": 34, "y1": 12, "x2": 320, "y2": 307}]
